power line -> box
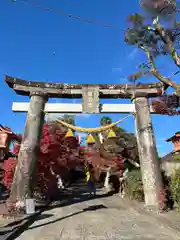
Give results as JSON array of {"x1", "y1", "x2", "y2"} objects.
[{"x1": 9, "y1": 0, "x2": 125, "y2": 31}]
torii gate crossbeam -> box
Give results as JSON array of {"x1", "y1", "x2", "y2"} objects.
[{"x1": 12, "y1": 102, "x2": 157, "y2": 114}]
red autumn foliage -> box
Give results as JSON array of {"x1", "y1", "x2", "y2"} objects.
[
  {"x1": 35, "y1": 123, "x2": 82, "y2": 198},
  {"x1": 3, "y1": 123, "x2": 82, "y2": 198},
  {"x1": 151, "y1": 95, "x2": 180, "y2": 115},
  {"x1": 3, "y1": 157, "x2": 17, "y2": 189},
  {"x1": 81, "y1": 145, "x2": 125, "y2": 180},
  {"x1": 3, "y1": 122, "x2": 127, "y2": 198},
  {"x1": 2, "y1": 144, "x2": 20, "y2": 189}
]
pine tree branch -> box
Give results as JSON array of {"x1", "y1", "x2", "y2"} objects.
[{"x1": 139, "y1": 44, "x2": 180, "y2": 96}]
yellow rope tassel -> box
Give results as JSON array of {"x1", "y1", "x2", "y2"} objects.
[
  {"x1": 86, "y1": 134, "x2": 95, "y2": 144},
  {"x1": 65, "y1": 129, "x2": 74, "y2": 137},
  {"x1": 56, "y1": 114, "x2": 131, "y2": 133},
  {"x1": 107, "y1": 129, "x2": 116, "y2": 139}
]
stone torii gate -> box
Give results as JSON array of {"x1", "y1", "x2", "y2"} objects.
[{"x1": 5, "y1": 75, "x2": 164, "y2": 209}]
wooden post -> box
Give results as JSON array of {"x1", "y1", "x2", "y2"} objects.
[
  {"x1": 133, "y1": 96, "x2": 163, "y2": 209},
  {"x1": 104, "y1": 167, "x2": 111, "y2": 191},
  {"x1": 10, "y1": 92, "x2": 48, "y2": 203}
]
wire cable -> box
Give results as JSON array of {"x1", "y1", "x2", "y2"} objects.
[{"x1": 9, "y1": 0, "x2": 125, "y2": 31}]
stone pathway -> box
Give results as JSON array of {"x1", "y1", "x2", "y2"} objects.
[{"x1": 16, "y1": 193, "x2": 180, "y2": 240}]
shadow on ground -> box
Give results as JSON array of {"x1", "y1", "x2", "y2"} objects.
[
  {"x1": 46, "y1": 191, "x2": 113, "y2": 211},
  {"x1": 0, "y1": 182, "x2": 113, "y2": 239},
  {"x1": 0, "y1": 214, "x2": 54, "y2": 236},
  {"x1": 43, "y1": 181, "x2": 114, "y2": 211},
  {"x1": 28, "y1": 204, "x2": 108, "y2": 230}
]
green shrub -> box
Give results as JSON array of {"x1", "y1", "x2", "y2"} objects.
[
  {"x1": 170, "y1": 167, "x2": 180, "y2": 208},
  {"x1": 173, "y1": 154, "x2": 180, "y2": 161},
  {"x1": 126, "y1": 170, "x2": 144, "y2": 202}
]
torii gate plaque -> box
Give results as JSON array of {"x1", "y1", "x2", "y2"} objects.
[{"x1": 5, "y1": 75, "x2": 164, "y2": 209}]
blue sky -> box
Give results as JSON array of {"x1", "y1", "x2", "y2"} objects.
[{"x1": 0, "y1": 0, "x2": 179, "y2": 156}]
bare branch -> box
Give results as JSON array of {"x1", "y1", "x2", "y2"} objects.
[
  {"x1": 128, "y1": 71, "x2": 151, "y2": 82},
  {"x1": 153, "y1": 17, "x2": 180, "y2": 67}
]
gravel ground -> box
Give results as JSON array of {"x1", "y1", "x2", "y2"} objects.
[{"x1": 15, "y1": 191, "x2": 180, "y2": 240}]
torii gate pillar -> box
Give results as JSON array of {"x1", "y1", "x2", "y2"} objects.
[
  {"x1": 10, "y1": 92, "x2": 48, "y2": 201},
  {"x1": 134, "y1": 96, "x2": 163, "y2": 209}
]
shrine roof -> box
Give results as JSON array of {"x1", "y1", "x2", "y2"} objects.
[
  {"x1": 0, "y1": 125, "x2": 12, "y2": 134},
  {"x1": 166, "y1": 132, "x2": 180, "y2": 142},
  {"x1": 0, "y1": 124, "x2": 21, "y2": 142}
]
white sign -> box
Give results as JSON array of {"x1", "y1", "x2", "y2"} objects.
[{"x1": 25, "y1": 198, "x2": 35, "y2": 214}]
